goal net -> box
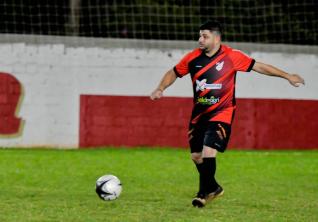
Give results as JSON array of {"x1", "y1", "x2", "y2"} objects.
[{"x1": 0, "y1": 0, "x2": 317, "y2": 45}]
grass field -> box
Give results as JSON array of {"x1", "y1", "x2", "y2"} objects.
[{"x1": 0, "y1": 148, "x2": 317, "y2": 222}]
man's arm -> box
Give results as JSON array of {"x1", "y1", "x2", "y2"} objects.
[
  {"x1": 150, "y1": 69, "x2": 177, "y2": 100},
  {"x1": 252, "y1": 62, "x2": 305, "y2": 87}
]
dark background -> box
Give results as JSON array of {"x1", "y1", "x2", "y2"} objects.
[{"x1": 0, "y1": 0, "x2": 317, "y2": 45}]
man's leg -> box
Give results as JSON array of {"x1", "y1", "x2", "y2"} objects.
[
  {"x1": 191, "y1": 152, "x2": 204, "y2": 194},
  {"x1": 192, "y1": 122, "x2": 230, "y2": 207},
  {"x1": 192, "y1": 146, "x2": 224, "y2": 207},
  {"x1": 189, "y1": 122, "x2": 206, "y2": 196},
  {"x1": 202, "y1": 146, "x2": 219, "y2": 193},
  {"x1": 192, "y1": 148, "x2": 219, "y2": 193}
]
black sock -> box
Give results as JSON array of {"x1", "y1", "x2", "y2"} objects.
[
  {"x1": 202, "y1": 157, "x2": 219, "y2": 193},
  {"x1": 195, "y1": 162, "x2": 205, "y2": 194}
]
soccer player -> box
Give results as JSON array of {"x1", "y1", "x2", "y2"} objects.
[{"x1": 150, "y1": 21, "x2": 305, "y2": 208}]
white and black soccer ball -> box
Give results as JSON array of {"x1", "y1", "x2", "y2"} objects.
[{"x1": 95, "y1": 175, "x2": 122, "y2": 201}]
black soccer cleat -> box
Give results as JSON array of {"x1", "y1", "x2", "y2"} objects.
[
  {"x1": 192, "y1": 193, "x2": 206, "y2": 208},
  {"x1": 205, "y1": 186, "x2": 224, "y2": 203},
  {"x1": 192, "y1": 186, "x2": 224, "y2": 208}
]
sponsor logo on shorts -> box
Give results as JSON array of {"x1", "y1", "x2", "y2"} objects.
[{"x1": 197, "y1": 96, "x2": 220, "y2": 105}]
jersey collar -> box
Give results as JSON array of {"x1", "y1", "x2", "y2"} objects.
[{"x1": 202, "y1": 45, "x2": 222, "y2": 59}]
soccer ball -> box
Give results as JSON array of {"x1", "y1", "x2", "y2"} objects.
[{"x1": 95, "y1": 175, "x2": 122, "y2": 201}]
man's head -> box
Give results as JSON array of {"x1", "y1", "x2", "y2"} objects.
[{"x1": 198, "y1": 21, "x2": 222, "y2": 52}]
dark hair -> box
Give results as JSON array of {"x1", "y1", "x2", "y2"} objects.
[{"x1": 199, "y1": 20, "x2": 222, "y2": 36}]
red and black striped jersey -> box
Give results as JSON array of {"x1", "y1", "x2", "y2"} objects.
[{"x1": 174, "y1": 44, "x2": 255, "y2": 124}]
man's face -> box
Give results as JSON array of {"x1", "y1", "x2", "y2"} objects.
[{"x1": 198, "y1": 30, "x2": 219, "y2": 52}]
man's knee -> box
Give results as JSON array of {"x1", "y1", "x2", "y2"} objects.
[
  {"x1": 202, "y1": 145, "x2": 218, "y2": 157},
  {"x1": 191, "y1": 152, "x2": 203, "y2": 164}
]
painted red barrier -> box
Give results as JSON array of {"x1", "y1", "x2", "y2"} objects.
[
  {"x1": 80, "y1": 95, "x2": 318, "y2": 149},
  {"x1": 230, "y1": 99, "x2": 318, "y2": 149},
  {"x1": 0, "y1": 72, "x2": 23, "y2": 135}
]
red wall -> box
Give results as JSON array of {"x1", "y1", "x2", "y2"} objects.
[
  {"x1": 80, "y1": 95, "x2": 318, "y2": 150},
  {"x1": 0, "y1": 72, "x2": 23, "y2": 135}
]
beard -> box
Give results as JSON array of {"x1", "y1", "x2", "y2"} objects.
[
  {"x1": 199, "y1": 43, "x2": 212, "y2": 53},
  {"x1": 201, "y1": 47, "x2": 211, "y2": 53},
  {"x1": 199, "y1": 45, "x2": 208, "y2": 51},
  {"x1": 203, "y1": 47, "x2": 210, "y2": 53}
]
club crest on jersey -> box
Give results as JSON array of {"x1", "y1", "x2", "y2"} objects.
[
  {"x1": 195, "y1": 79, "x2": 222, "y2": 92},
  {"x1": 216, "y1": 61, "x2": 224, "y2": 71}
]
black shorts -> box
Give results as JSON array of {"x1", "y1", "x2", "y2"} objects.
[{"x1": 188, "y1": 120, "x2": 232, "y2": 153}]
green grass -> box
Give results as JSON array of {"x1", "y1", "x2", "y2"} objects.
[{"x1": 0, "y1": 148, "x2": 317, "y2": 222}]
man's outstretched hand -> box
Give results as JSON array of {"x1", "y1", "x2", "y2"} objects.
[
  {"x1": 288, "y1": 74, "x2": 305, "y2": 87},
  {"x1": 150, "y1": 89, "x2": 163, "y2": 100}
]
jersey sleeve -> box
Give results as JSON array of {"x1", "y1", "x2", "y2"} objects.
[
  {"x1": 230, "y1": 49, "x2": 255, "y2": 72},
  {"x1": 173, "y1": 52, "x2": 192, "y2": 78},
  {"x1": 174, "y1": 49, "x2": 202, "y2": 77}
]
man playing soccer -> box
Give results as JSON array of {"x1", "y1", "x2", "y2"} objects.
[{"x1": 150, "y1": 21, "x2": 305, "y2": 208}]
